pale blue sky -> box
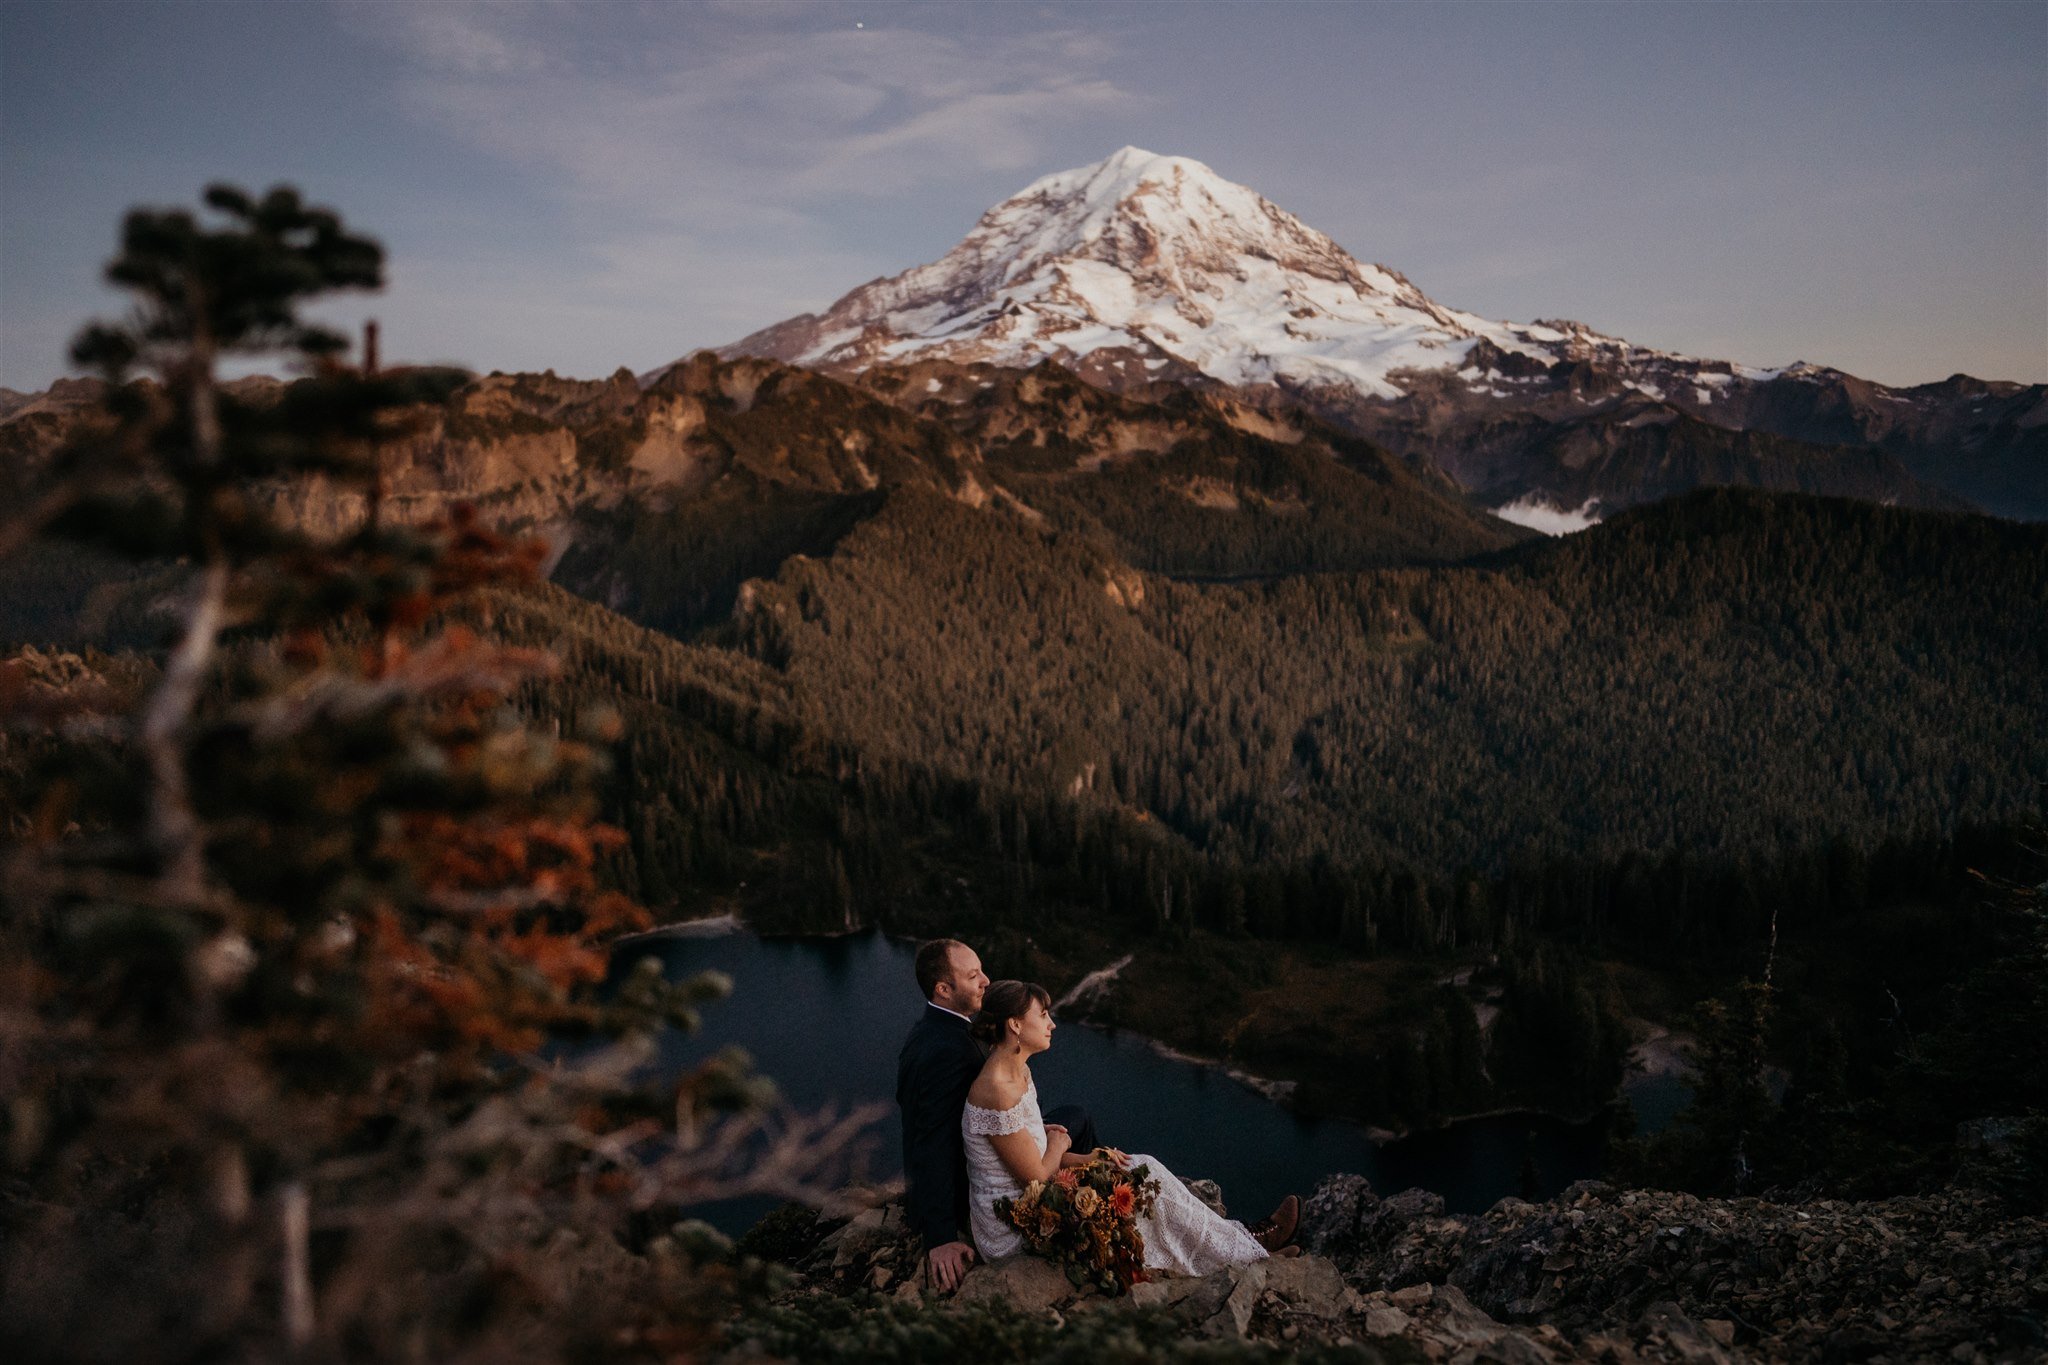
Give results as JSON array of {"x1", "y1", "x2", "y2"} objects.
[{"x1": 4, "y1": 0, "x2": 2043, "y2": 390}]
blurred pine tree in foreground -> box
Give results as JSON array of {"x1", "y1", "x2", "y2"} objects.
[{"x1": 0, "y1": 186, "x2": 871, "y2": 1363}]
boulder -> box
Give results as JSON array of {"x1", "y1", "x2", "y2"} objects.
[
  {"x1": 1212, "y1": 1261, "x2": 1266, "y2": 1338},
  {"x1": 1362, "y1": 1302, "x2": 1412, "y2": 1337},
  {"x1": 951, "y1": 1255, "x2": 1075, "y2": 1313},
  {"x1": 1261, "y1": 1253, "x2": 1350, "y2": 1318},
  {"x1": 1302, "y1": 1173, "x2": 1381, "y2": 1259},
  {"x1": 1303, "y1": 1174, "x2": 1451, "y2": 1272},
  {"x1": 818, "y1": 1202, "x2": 902, "y2": 1267},
  {"x1": 1129, "y1": 1269, "x2": 1234, "y2": 1322}
]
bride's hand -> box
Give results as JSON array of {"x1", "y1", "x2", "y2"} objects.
[{"x1": 1096, "y1": 1146, "x2": 1131, "y2": 1169}]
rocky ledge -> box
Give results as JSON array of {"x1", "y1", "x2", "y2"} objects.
[
  {"x1": 748, "y1": 1171, "x2": 2043, "y2": 1363},
  {"x1": 1305, "y1": 1177, "x2": 2046, "y2": 1364}
]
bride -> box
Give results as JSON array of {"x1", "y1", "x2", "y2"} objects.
[{"x1": 960, "y1": 979, "x2": 1300, "y2": 1274}]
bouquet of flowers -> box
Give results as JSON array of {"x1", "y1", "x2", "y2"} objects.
[{"x1": 994, "y1": 1154, "x2": 1161, "y2": 1294}]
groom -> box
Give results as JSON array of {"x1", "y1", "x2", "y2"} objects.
[{"x1": 896, "y1": 938, "x2": 1100, "y2": 1291}]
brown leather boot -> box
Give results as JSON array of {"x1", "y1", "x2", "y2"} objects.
[{"x1": 1249, "y1": 1194, "x2": 1300, "y2": 1252}]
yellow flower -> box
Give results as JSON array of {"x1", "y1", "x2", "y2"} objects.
[{"x1": 1073, "y1": 1186, "x2": 1101, "y2": 1218}]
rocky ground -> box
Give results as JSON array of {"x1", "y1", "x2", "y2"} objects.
[
  {"x1": 1308, "y1": 1177, "x2": 2047, "y2": 1364},
  {"x1": 746, "y1": 1175, "x2": 2046, "y2": 1365}
]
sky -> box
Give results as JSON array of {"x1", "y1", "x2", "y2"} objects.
[{"x1": 3, "y1": 0, "x2": 2044, "y2": 392}]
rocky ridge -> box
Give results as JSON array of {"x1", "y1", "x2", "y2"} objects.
[
  {"x1": 0, "y1": 352, "x2": 1524, "y2": 641},
  {"x1": 754, "y1": 1175, "x2": 2045, "y2": 1364}
]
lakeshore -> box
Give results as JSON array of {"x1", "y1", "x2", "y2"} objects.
[
  {"x1": 613, "y1": 921, "x2": 1689, "y2": 1234},
  {"x1": 622, "y1": 908, "x2": 1695, "y2": 1142}
]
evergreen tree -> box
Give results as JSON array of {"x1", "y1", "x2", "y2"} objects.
[{"x1": 0, "y1": 186, "x2": 857, "y2": 1361}]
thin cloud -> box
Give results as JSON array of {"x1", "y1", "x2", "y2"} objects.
[
  {"x1": 326, "y1": 1, "x2": 1144, "y2": 368},
  {"x1": 343, "y1": 2, "x2": 1139, "y2": 226}
]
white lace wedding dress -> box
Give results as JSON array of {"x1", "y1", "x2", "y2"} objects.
[{"x1": 961, "y1": 1077, "x2": 1268, "y2": 1274}]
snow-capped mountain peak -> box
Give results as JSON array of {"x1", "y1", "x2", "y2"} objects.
[
  {"x1": 693, "y1": 149, "x2": 2042, "y2": 523},
  {"x1": 971, "y1": 145, "x2": 1360, "y2": 288},
  {"x1": 717, "y1": 145, "x2": 1517, "y2": 399}
]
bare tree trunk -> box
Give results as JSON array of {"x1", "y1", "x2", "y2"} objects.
[
  {"x1": 143, "y1": 305, "x2": 226, "y2": 905},
  {"x1": 141, "y1": 556, "x2": 228, "y2": 903},
  {"x1": 281, "y1": 1180, "x2": 314, "y2": 1349}
]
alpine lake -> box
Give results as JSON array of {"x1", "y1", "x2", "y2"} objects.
[{"x1": 618, "y1": 924, "x2": 1688, "y2": 1237}]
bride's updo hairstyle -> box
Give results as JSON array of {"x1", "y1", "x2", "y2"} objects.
[{"x1": 969, "y1": 980, "x2": 1052, "y2": 1049}]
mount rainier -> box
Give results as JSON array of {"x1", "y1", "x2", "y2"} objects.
[{"x1": 703, "y1": 147, "x2": 2043, "y2": 522}]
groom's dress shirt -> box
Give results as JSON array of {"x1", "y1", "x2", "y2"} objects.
[{"x1": 896, "y1": 1001, "x2": 983, "y2": 1251}]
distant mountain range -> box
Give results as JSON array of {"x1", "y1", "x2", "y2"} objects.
[
  {"x1": 705, "y1": 146, "x2": 2045, "y2": 522},
  {"x1": 3, "y1": 171, "x2": 2045, "y2": 957}
]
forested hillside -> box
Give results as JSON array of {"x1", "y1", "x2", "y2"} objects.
[
  {"x1": 719, "y1": 486, "x2": 2047, "y2": 885},
  {"x1": 6, "y1": 353, "x2": 2043, "y2": 1135}
]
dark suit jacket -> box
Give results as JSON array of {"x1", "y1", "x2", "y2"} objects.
[{"x1": 896, "y1": 1002, "x2": 984, "y2": 1251}]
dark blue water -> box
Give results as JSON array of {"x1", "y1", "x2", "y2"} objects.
[{"x1": 628, "y1": 927, "x2": 1641, "y2": 1236}]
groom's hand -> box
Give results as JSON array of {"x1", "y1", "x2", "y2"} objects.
[{"x1": 927, "y1": 1241, "x2": 976, "y2": 1292}]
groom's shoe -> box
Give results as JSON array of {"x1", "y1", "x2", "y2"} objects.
[{"x1": 1250, "y1": 1194, "x2": 1300, "y2": 1252}]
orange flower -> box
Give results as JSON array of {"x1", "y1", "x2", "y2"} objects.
[
  {"x1": 1054, "y1": 1168, "x2": 1080, "y2": 1190},
  {"x1": 1109, "y1": 1183, "x2": 1135, "y2": 1216}
]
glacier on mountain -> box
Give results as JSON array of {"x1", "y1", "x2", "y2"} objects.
[
  {"x1": 712, "y1": 146, "x2": 1776, "y2": 406},
  {"x1": 677, "y1": 145, "x2": 2040, "y2": 521}
]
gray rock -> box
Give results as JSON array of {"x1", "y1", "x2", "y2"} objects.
[
  {"x1": 1171, "y1": 1268, "x2": 1228, "y2": 1326},
  {"x1": 1635, "y1": 1301, "x2": 1741, "y2": 1365},
  {"x1": 1302, "y1": 1174, "x2": 1380, "y2": 1259},
  {"x1": 1432, "y1": 1283, "x2": 1508, "y2": 1346},
  {"x1": 1363, "y1": 1303, "x2": 1412, "y2": 1337},
  {"x1": 1211, "y1": 1261, "x2": 1267, "y2": 1338},
  {"x1": 1181, "y1": 1177, "x2": 1229, "y2": 1219},
  {"x1": 952, "y1": 1255, "x2": 1074, "y2": 1313},
  {"x1": 1383, "y1": 1188, "x2": 1449, "y2": 1224},
  {"x1": 1261, "y1": 1253, "x2": 1350, "y2": 1317},
  {"x1": 1126, "y1": 1275, "x2": 1197, "y2": 1312},
  {"x1": 1131, "y1": 1268, "x2": 1235, "y2": 1322},
  {"x1": 821, "y1": 1205, "x2": 890, "y2": 1268}
]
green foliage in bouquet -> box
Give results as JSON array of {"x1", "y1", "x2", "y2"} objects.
[{"x1": 996, "y1": 1156, "x2": 1161, "y2": 1295}]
